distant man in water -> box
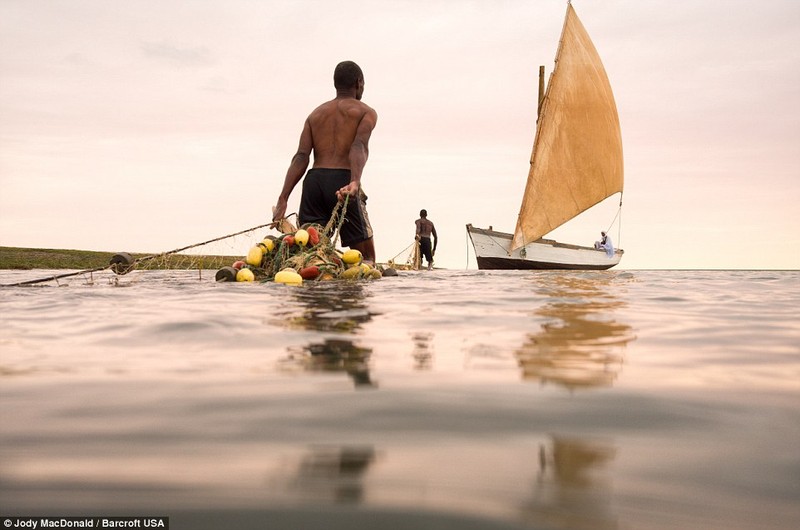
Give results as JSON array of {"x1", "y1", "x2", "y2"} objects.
[
  {"x1": 272, "y1": 60, "x2": 378, "y2": 263},
  {"x1": 415, "y1": 209, "x2": 438, "y2": 270}
]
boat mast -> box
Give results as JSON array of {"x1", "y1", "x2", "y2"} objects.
[{"x1": 537, "y1": 65, "x2": 545, "y2": 121}]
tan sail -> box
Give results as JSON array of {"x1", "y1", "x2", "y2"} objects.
[{"x1": 511, "y1": 4, "x2": 623, "y2": 251}]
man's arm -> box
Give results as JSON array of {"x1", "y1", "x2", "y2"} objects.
[
  {"x1": 432, "y1": 224, "x2": 438, "y2": 252},
  {"x1": 337, "y1": 108, "x2": 377, "y2": 199},
  {"x1": 273, "y1": 118, "x2": 313, "y2": 221}
]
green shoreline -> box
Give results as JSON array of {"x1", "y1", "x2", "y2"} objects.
[{"x1": 0, "y1": 246, "x2": 239, "y2": 270}]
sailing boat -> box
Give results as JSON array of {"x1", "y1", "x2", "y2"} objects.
[{"x1": 467, "y1": 2, "x2": 624, "y2": 270}]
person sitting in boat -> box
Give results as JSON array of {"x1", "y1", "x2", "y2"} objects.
[
  {"x1": 415, "y1": 209, "x2": 438, "y2": 270},
  {"x1": 594, "y1": 231, "x2": 614, "y2": 257}
]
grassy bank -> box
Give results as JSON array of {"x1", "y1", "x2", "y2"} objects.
[{"x1": 0, "y1": 246, "x2": 239, "y2": 271}]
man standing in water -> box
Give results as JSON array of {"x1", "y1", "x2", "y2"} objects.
[
  {"x1": 415, "y1": 209, "x2": 438, "y2": 270},
  {"x1": 272, "y1": 61, "x2": 378, "y2": 263}
]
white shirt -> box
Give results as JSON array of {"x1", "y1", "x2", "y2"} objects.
[{"x1": 601, "y1": 235, "x2": 614, "y2": 257}]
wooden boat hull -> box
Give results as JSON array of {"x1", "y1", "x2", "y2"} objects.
[{"x1": 466, "y1": 224, "x2": 623, "y2": 271}]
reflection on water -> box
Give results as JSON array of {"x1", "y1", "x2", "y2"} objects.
[
  {"x1": 276, "y1": 282, "x2": 376, "y2": 387},
  {"x1": 272, "y1": 282, "x2": 375, "y2": 332},
  {"x1": 282, "y1": 338, "x2": 376, "y2": 388},
  {"x1": 525, "y1": 436, "x2": 618, "y2": 530},
  {"x1": 516, "y1": 274, "x2": 635, "y2": 389},
  {"x1": 411, "y1": 332, "x2": 434, "y2": 370},
  {"x1": 267, "y1": 438, "x2": 618, "y2": 529},
  {"x1": 287, "y1": 445, "x2": 378, "y2": 504}
]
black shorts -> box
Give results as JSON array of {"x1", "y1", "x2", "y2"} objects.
[
  {"x1": 298, "y1": 168, "x2": 373, "y2": 247},
  {"x1": 419, "y1": 236, "x2": 433, "y2": 262}
]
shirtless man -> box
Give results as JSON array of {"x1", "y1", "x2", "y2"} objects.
[
  {"x1": 415, "y1": 209, "x2": 438, "y2": 270},
  {"x1": 272, "y1": 61, "x2": 378, "y2": 263}
]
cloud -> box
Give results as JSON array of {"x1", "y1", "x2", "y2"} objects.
[
  {"x1": 140, "y1": 40, "x2": 213, "y2": 68},
  {"x1": 201, "y1": 76, "x2": 229, "y2": 93}
]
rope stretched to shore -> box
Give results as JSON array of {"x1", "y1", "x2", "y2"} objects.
[
  {"x1": 389, "y1": 241, "x2": 421, "y2": 269},
  {"x1": 132, "y1": 221, "x2": 275, "y2": 266},
  {"x1": 3, "y1": 195, "x2": 361, "y2": 287},
  {"x1": 1, "y1": 265, "x2": 113, "y2": 287},
  {"x1": 388, "y1": 241, "x2": 415, "y2": 263},
  {"x1": 1, "y1": 222, "x2": 276, "y2": 287}
]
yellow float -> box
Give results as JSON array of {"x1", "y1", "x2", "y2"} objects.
[
  {"x1": 260, "y1": 238, "x2": 275, "y2": 253},
  {"x1": 294, "y1": 229, "x2": 310, "y2": 247},
  {"x1": 236, "y1": 268, "x2": 255, "y2": 282},
  {"x1": 341, "y1": 249, "x2": 362, "y2": 265},
  {"x1": 339, "y1": 266, "x2": 362, "y2": 280},
  {"x1": 274, "y1": 268, "x2": 303, "y2": 286},
  {"x1": 246, "y1": 245, "x2": 263, "y2": 267}
]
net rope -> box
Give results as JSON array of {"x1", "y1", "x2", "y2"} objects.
[{"x1": 2, "y1": 196, "x2": 359, "y2": 287}]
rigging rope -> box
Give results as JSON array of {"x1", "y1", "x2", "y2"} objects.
[
  {"x1": 605, "y1": 195, "x2": 623, "y2": 248},
  {"x1": 604, "y1": 206, "x2": 622, "y2": 235}
]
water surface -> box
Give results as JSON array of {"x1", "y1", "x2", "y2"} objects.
[{"x1": 1, "y1": 269, "x2": 798, "y2": 529}]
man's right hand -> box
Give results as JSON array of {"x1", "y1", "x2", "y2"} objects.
[
  {"x1": 336, "y1": 181, "x2": 359, "y2": 202},
  {"x1": 272, "y1": 199, "x2": 287, "y2": 222}
]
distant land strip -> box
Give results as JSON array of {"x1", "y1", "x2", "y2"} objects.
[{"x1": 0, "y1": 246, "x2": 239, "y2": 270}]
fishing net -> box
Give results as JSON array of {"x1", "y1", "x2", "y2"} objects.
[{"x1": 223, "y1": 196, "x2": 385, "y2": 284}]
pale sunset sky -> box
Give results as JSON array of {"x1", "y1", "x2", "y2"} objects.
[{"x1": 1, "y1": 0, "x2": 798, "y2": 270}]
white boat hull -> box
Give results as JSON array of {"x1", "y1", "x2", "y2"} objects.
[{"x1": 466, "y1": 224, "x2": 623, "y2": 270}]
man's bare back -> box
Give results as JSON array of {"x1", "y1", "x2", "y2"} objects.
[
  {"x1": 416, "y1": 218, "x2": 435, "y2": 238},
  {"x1": 306, "y1": 98, "x2": 373, "y2": 170}
]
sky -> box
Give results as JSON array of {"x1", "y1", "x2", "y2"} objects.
[{"x1": 1, "y1": 0, "x2": 798, "y2": 270}]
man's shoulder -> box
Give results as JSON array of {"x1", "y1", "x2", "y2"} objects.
[
  {"x1": 308, "y1": 100, "x2": 334, "y2": 121},
  {"x1": 340, "y1": 98, "x2": 377, "y2": 120},
  {"x1": 361, "y1": 101, "x2": 377, "y2": 114},
  {"x1": 350, "y1": 100, "x2": 377, "y2": 121},
  {"x1": 310, "y1": 98, "x2": 376, "y2": 120}
]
